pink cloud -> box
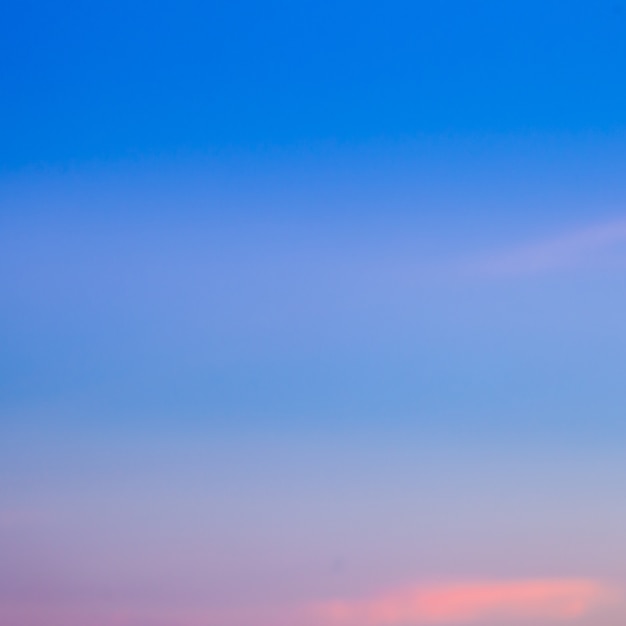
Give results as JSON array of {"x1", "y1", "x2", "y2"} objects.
[
  {"x1": 316, "y1": 579, "x2": 615, "y2": 626},
  {"x1": 0, "y1": 579, "x2": 617, "y2": 626}
]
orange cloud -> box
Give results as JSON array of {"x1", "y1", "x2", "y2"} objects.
[{"x1": 316, "y1": 579, "x2": 615, "y2": 626}]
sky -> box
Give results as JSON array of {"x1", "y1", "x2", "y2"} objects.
[{"x1": 2, "y1": 1, "x2": 626, "y2": 625}]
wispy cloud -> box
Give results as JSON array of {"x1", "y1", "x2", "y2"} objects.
[
  {"x1": 315, "y1": 579, "x2": 615, "y2": 626},
  {"x1": 468, "y1": 218, "x2": 626, "y2": 277}
]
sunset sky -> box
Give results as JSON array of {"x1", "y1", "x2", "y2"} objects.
[{"x1": 2, "y1": 2, "x2": 626, "y2": 626}]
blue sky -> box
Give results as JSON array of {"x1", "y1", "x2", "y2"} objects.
[
  {"x1": 2, "y1": 1, "x2": 626, "y2": 168},
  {"x1": 2, "y1": 3, "x2": 626, "y2": 626}
]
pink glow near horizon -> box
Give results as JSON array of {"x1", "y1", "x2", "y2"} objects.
[
  {"x1": 316, "y1": 579, "x2": 615, "y2": 626},
  {"x1": 0, "y1": 578, "x2": 618, "y2": 626}
]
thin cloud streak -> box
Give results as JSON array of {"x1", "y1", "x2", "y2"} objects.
[
  {"x1": 315, "y1": 579, "x2": 616, "y2": 626},
  {"x1": 467, "y1": 218, "x2": 626, "y2": 277}
]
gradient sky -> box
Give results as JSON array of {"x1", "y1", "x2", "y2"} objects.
[{"x1": 2, "y1": 2, "x2": 626, "y2": 626}]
